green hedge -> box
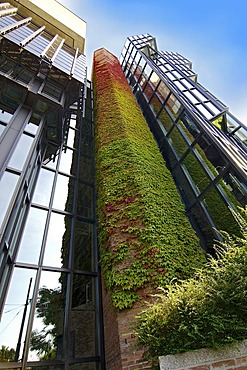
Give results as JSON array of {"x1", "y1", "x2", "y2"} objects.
[{"x1": 93, "y1": 49, "x2": 205, "y2": 310}]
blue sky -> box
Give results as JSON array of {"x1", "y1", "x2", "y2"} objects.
[{"x1": 59, "y1": 0, "x2": 247, "y2": 125}]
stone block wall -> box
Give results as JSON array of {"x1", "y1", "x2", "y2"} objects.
[{"x1": 159, "y1": 340, "x2": 247, "y2": 370}]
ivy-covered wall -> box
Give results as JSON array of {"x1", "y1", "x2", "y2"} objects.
[{"x1": 93, "y1": 48, "x2": 205, "y2": 311}]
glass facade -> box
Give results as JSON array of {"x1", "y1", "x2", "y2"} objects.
[
  {"x1": 0, "y1": 4, "x2": 104, "y2": 370},
  {"x1": 121, "y1": 34, "x2": 247, "y2": 251}
]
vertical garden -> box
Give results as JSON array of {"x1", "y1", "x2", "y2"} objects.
[{"x1": 93, "y1": 48, "x2": 205, "y2": 310}]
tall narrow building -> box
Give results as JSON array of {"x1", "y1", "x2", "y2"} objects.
[
  {"x1": 0, "y1": 1, "x2": 104, "y2": 369},
  {"x1": 120, "y1": 34, "x2": 247, "y2": 251},
  {"x1": 0, "y1": 2, "x2": 246, "y2": 370}
]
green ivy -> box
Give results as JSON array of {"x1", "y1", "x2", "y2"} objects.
[
  {"x1": 151, "y1": 95, "x2": 241, "y2": 237},
  {"x1": 93, "y1": 49, "x2": 206, "y2": 310}
]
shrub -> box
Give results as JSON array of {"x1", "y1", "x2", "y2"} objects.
[{"x1": 135, "y1": 208, "x2": 247, "y2": 360}]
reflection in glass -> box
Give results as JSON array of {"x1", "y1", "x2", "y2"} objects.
[
  {"x1": 0, "y1": 268, "x2": 36, "y2": 362},
  {"x1": 29, "y1": 271, "x2": 67, "y2": 361},
  {"x1": 0, "y1": 171, "x2": 19, "y2": 228},
  {"x1": 203, "y1": 186, "x2": 240, "y2": 236},
  {"x1": 32, "y1": 168, "x2": 54, "y2": 206},
  {"x1": 183, "y1": 151, "x2": 210, "y2": 193},
  {"x1": 78, "y1": 156, "x2": 92, "y2": 182},
  {"x1": 168, "y1": 127, "x2": 187, "y2": 158},
  {"x1": 53, "y1": 174, "x2": 73, "y2": 212},
  {"x1": 166, "y1": 94, "x2": 182, "y2": 118},
  {"x1": 69, "y1": 363, "x2": 96, "y2": 370},
  {"x1": 0, "y1": 110, "x2": 13, "y2": 123},
  {"x1": 59, "y1": 148, "x2": 75, "y2": 175},
  {"x1": 44, "y1": 212, "x2": 69, "y2": 268},
  {"x1": 0, "y1": 123, "x2": 5, "y2": 137},
  {"x1": 77, "y1": 183, "x2": 93, "y2": 218},
  {"x1": 67, "y1": 128, "x2": 76, "y2": 148},
  {"x1": 74, "y1": 221, "x2": 93, "y2": 272},
  {"x1": 17, "y1": 207, "x2": 47, "y2": 264},
  {"x1": 8, "y1": 134, "x2": 33, "y2": 171},
  {"x1": 25, "y1": 121, "x2": 39, "y2": 135},
  {"x1": 71, "y1": 275, "x2": 96, "y2": 358},
  {"x1": 222, "y1": 168, "x2": 247, "y2": 206}
]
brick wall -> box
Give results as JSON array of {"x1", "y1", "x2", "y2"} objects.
[
  {"x1": 159, "y1": 340, "x2": 247, "y2": 370},
  {"x1": 102, "y1": 283, "x2": 152, "y2": 370}
]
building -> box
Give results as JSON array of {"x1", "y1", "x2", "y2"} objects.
[
  {"x1": 0, "y1": 1, "x2": 105, "y2": 369},
  {"x1": 120, "y1": 34, "x2": 247, "y2": 251},
  {"x1": 0, "y1": 3, "x2": 246, "y2": 370}
]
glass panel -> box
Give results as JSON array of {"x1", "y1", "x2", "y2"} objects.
[
  {"x1": 71, "y1": 275, "x2": 96, "y2": 357},
  {"x1": 0, "y1": 110, "x2": 12, "y2": 123},
  {"x1": 196, "y1": 104, "x2": 213, "y2": 120},
  {"x1": 0, "y1": 171, "x2": 19, "y2": 228},
  {"x1": 8, "y1": 134, "x2": 33, "y2": 171},
  {"x1": 43, "y1": 144, "x2": 59, "y2": 170},
  {"x1": 168, "y1": 126, "x2": 188, "y2": 158},
  {"x1": 0, "y1": 123, "x2": 5, "y2": 136},
  {"x1": 184, "y1": 90, "x2": 199, "y2": 105},
  {"x1": 191, "y1": 89, "x2": 206, "y2": 102},
  {"x1": 77, "y1": 183, "x2": 93, "y2": 218},
  {"x1": 78, "y1": 156, "x2": 92, "y2": 182},
  {"x1": 43, "y1": 212, "x2": 69, "y2": 268},
  {"x1": 28, "y1": 271, "x2": 67, "y2": 361},
  {"x1": 67, "y1": 127, "x2": 76, "y2": 148},
  {"x1": 179, "y1": 112, "x2": 200, "y2": 141},
  {"x1": 143, "y1": 63, "x2": 152, "y2": 79},
  {"x1": 221, "y1": 168, "x2": 247, "y2": 206},
  {"x1": 166, "y1": 94, "x2": 182, "y2": 119},
  {"x1": 182, "y1": 151, "x2": 211, "y2": 193},
  {"x1": 0, "y1": 268, "x2": 36, "y2": 362},
  {"x1": 156, "y1": 80, "x2": 170, "y2": 103},
  {"x1": 53, "y1": 174, "x2": 73, "y2": 212},
  {"x1": 32, "y1": 168, "x2": 55, "y2": 207},
  {"x1": 149, "y1": 70, "x2": 160, "y2": 85},
  {"x1": 59, "y1": 148, "x2": 75, "y2": 175},
  {"x1": 232, "y1": 126, "x2": 247, "y2": 151},
  {"x1": 149, "y1": 93, "x2": 163, "y2": 117},
  {"x1": 81, "y1": 135, "x2": 93, "y2": 156},
  {"x1": 69, "y1": 362, "x2": 96, "y2": 370},
  {"x1": 143, "y1": 81, "x2": 154, "y2": 101},
  {"x1": 25, "y1": 121, "x2": 39, "y2": 135},
  {"x1": 158, "y1": 107, "x2": 173, "y2": 132},
  {"x1": 69, "y1": 118, "x2": 77, "y2": 129},
  {"x1": 74, "y1": 221, "x2": 93, "y2": 272},
  {"x1": 17, "y1": 207, "x2": 47, "y2": 264},
  {"x1": 203, "y1": 187, "x2": 240, "y2": 236}
]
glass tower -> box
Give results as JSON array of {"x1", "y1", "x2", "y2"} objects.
[
  {"x1": 120, "y1": 34, "x2": 247, "y2": 251},
  {"x1": 0, "y1": 2, "x2": 104, "y2": 369}
]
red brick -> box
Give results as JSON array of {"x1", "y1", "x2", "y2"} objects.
[
  {"x1": 236, "y1": 356, "x2": 247, "y2": 365},
  {"x1": 188, "y1": 366, "x2": 210, "y2": 370},
  {"x1": 212, "y1": 359, "x2": 236, "y2": 368}
]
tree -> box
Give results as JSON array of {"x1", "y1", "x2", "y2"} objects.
[
  {"x1": 30, "y1": 286, "x2": 64, "y2": 360},
  {"x1": 0, "y1": 345, "x2": 15, "y2": 362}
]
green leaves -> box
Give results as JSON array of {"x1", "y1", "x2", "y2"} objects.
[
  {"x1": 135, "y1": 208, "x2": 247, "y2": 360},
  {"x1": 93, "y1": 49, "x2": 205, "y2": 311}
]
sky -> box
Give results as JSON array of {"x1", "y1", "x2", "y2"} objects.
[{"x1": 61, "y1": 0, "x2": 246, "y2": 123}]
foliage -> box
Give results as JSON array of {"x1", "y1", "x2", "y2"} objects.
[
  {"x1": 30, "y1": 286, "x2": 64, "y2": 359},
  {"x1": 134, "y1": 208, "x2": 247, "y2": 360},
  {"x1": 93, "y1": 49, "x2": 206, "y2": 310},
  {"x1": 151, "y1": 96, "x2": 241, "y2": 238},
  {"x1": 0, "y1": 345, "x2": 15, "y2": 362}
]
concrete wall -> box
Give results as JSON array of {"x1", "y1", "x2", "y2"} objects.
[{"x1": 159, "y1": 340, "x2": 247, "y2": 370}]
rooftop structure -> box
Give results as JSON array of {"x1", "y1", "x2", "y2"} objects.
[{"x1": 120, "y1": 34, "x2": 247, "y2": 249}]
